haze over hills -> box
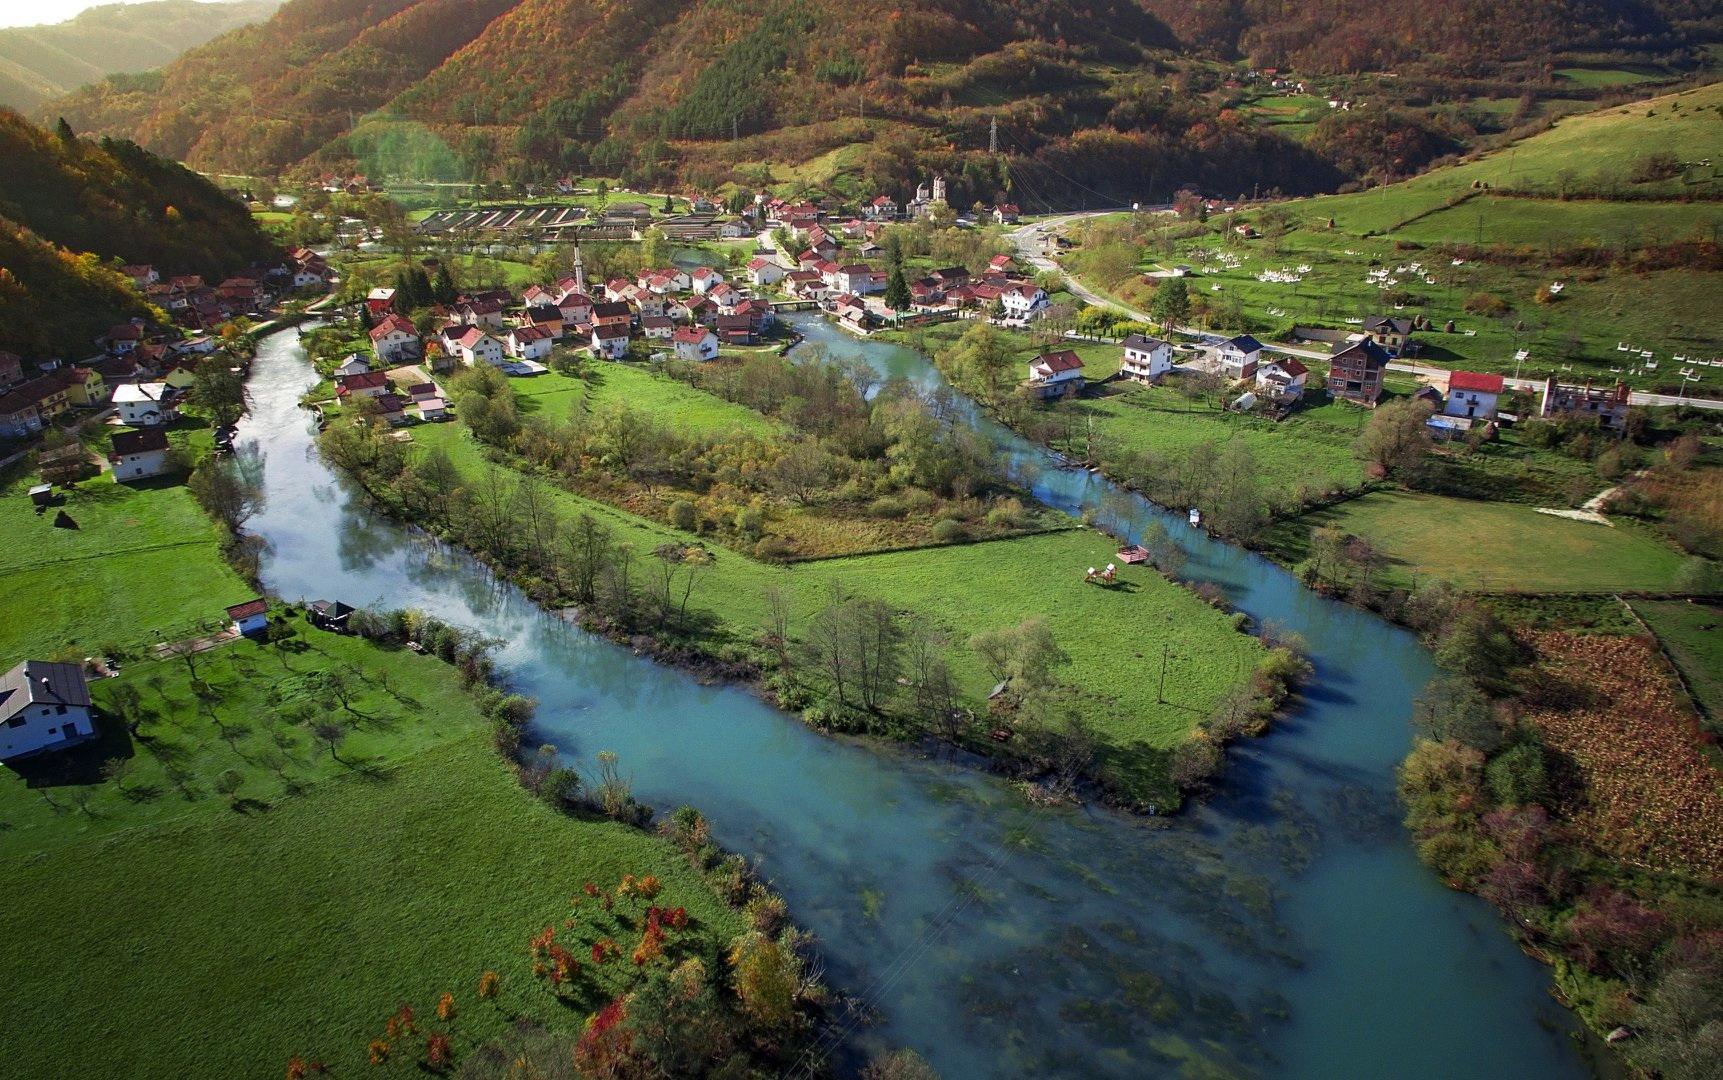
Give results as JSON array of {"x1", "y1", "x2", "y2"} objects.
[
  {"x1": 44, "y1": 0, "x2": 1718, "y2": 204},
  {"x1": 0, "y1": 1, "x2": 281, "y2": 113}
]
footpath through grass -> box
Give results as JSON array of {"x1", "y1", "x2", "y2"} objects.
[
  {"x1": 1266, "y1": 490, "x2": 1689, "y2": 593},
  {"x1": 410, "y1": 420, "x2": 1260, "y2": 804}
]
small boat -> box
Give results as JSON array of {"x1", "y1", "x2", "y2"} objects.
[{"x1": 1188, "y1": 508, "x2": 1202, "y2": 527}]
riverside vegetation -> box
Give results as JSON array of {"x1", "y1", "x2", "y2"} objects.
[
  {"x1": 318, "y1": 345, "x2": 1306, "y2": 809},
  {"x1": 0, "y1": 396, "x2": 851, "y2": 1078}
]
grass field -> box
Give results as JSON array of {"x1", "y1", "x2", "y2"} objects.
[
  {"x1": 0, "y1": 465, "x2": 254, "y2": 661},
  {"x1": 0, "y1": 731, "x2": 744, "y2": 1077},
  {"x1": 0, "y1": 619, "x2": 486, "y2": 854},
  {"x1": 1266, "y1": 490, "x2": 1690, "y2": 593},
  {"x1": 1068, "y1": 382, "x2": 1369, "y2": 493},
  {"x1": 512, "y1": 364, "x2": 778, "y2": 437},
  {"x1": 409, "y1": 419, "x2": 1260, "y2": 804},
  {"x1": 1630, "y1": 598, "x2": 1723, "y2": 732}
]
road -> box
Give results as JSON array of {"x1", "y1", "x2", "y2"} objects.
[{"x1": 1008, "y1": 214, "x2": 1723, "y2": 412}]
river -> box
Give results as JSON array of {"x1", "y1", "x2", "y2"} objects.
[{"x1": 238, "y1": 319, "x2": 1587, "y2": 1079}]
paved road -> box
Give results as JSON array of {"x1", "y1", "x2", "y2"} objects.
[{"x1": 1008, "y1": 214, "x2": 1723, "y2": 412}]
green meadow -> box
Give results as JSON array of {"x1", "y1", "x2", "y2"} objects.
[
  {"x1": 410, "y1": 415, "x2": 1261, "y2": 804},
  {"x1": 1265, "y1": 490, "x2": 1689, "y2": 594}
]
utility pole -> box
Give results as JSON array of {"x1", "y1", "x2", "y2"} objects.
[{"x1": 989, "y1": 116, "x2": 998, "y2": 155}]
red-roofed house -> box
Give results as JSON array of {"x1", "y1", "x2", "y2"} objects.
[
  {"x1": 1027, "y1": 351, "x2": 1085, "y2": 399},
  {"x1": 451, "y1": 327, "x2": 505, "y2": 367},
  {"x1": 746, "y1": 258, "x2": 785, "y2": 288},
  {"x1": 227, "y1": 598, "x2": 270, "y2": 637},
  {"x1": 336, "y1": 370, "x2": 392, "y2": 399},
  {"x1": 1256, "y1": 356, "x2": 1309, "y2": 401},
  {"x1": 1445, "y1": 371, "x2": 1504, "y2": 420},
  {"x1": 366, "y1": 287, "x2": 396, "y2": 315},
  {"x1": 672, "y1": 326, "x2": 720, "y2": 362},
  {"x1": 507, "y1": 326, "x2": 554, "y2": 360},
  {"x1": 591, "y1": 323, "x2": 631, "y2": 360},
  {"x1": 368, "y1": 314, "x2": 421, "y2": 363}
]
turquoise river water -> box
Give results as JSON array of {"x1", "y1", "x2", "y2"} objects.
[{"x1": 237, "y1": 317, "x2": 1588, "y2": 1078}]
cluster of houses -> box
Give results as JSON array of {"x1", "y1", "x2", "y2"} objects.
[{"x1": 121, "y1": 253, "x2": 325, "y2": 338}]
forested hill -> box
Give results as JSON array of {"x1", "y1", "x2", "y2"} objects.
[
  {"x1": 43, "y1": 0, "x2": 1718, "y2": 204},
  {"x1": 0, "y1": 110, "x2": 278, "y2": 358},
  {"x1": 0, "y1": 0, "x2": 281, "y2": 113}
]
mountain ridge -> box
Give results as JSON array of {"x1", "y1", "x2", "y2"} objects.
[
  {"x1": 43, "y1": 0, "x2": 1717, "y2": 203},
  {"x1": 0, "y1": 1, "x2": 281, "y2": 113}
]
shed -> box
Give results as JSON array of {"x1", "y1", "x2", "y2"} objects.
[{"x1": 226, "y1": 598, "x2": 270, "y2": 637}]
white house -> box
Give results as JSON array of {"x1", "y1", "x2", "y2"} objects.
[
  {"x1": 0, "y1": 660, "x2": 94, "y2": 761},
  {"x1": 865, "y1": 195, "x2": 898, "y2": 220},
  {"x1": 1027, "y1": 350, "x2": 1085, "y2": 399},
  {"x1": 641, "y1": 316, "x2": 674, "y2": 340},
  {"x1": 109, "y1": 426, "x2": 173, "y2": 481},
  {"x1": 335, "y1": 370, "x2": 391, "y2": 399},
  {"x1": 1214, "y1": 335, "x2": 1263, "y2": 380},
  {"x1": 1445, "y1": 371, "x2": 1503, "y2": 420},
  {"x1": 1255, "y1": 357, "x2": 1310, "y2": 401},
  {"x1": 746, "y1": 258, "x2": 786, "y2": 288},
  {"x1": 451, "y1": 327, "x2": 505, "y2": 367},
  {"x1": 368, "y1": 314, "x2": 421, "y2": 364},
  {"x1": 415, "y1": 397, "x2": 448, "y2": 422},
  {"x1": 1001, "y1": 282, "x2": 1049, "y2": 321},
  {"x1": 591, "y1": 325, "x2": 630, "y2": 360},
  {"x1": 335, "y1": 354, "x2": 371, "y2": 378},
  {"x1": 112, "y1": 382, "x2": 176, "y2": 426},
  {"x1": 689, "y1": 267, "x2": 725, "y2": 294},
  {"x1": 227, "y1": 598, "x2": 269, "y2": 637},
  {"x1": 506, "y1": 326, "x2": 554, "y2": 360},
  {"x1": 672, "y1": 326, "x2": 720, "y2": 362},
  {"x1": 1120, "y1": 334, "x2": 1173, "y2": 383},
  {"x1": 834, "y1": 265, "x2": 881, "y2": 296}
]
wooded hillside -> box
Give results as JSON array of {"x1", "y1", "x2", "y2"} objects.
[
  {"x1": 0, "y1": 110, "x2": 277, "y2": 357},
  {"x1": 42, "y1": 0, "x2": 1718, "y2": 201}
]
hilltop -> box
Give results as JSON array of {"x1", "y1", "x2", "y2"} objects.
[
  {"x1": 44, "y1": 0, "x2": 1717, "y2": 202},
  {"x1": 0, "y1": 0, "x2": 280, "y2": 113},
  {"x1": 0, "y1": 110, "x2": 278, "y2": 357}
]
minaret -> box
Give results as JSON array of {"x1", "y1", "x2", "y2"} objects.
[{"x1": 571, "y1": 246, "x2": 586, "y2": 294}]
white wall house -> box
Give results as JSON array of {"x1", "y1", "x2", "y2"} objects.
[
  {"x1": 369, "y1": 316, "x2": 421, "y2": 364},
  {"x1": 506, "y1": 327, "x2": 554, "y2": 361},
  {"x1": 227, "y1": 598, "x2": 269, "y2": 637},
  {"x1": 690, "y1": 267, "x2": 725, "y2": 294},
  {"x1": 1445, "y1": 371, "x2": 1503, "y2": 420},
  {"x1": 591, "y1": 326, "x2": 630, "y2": 360},
  {"x1": 0, "y1": 661, "x2": 94, "y2": 761},
  {"x1": 1027, "y1": 350, "x2": 1085, "y2": 399},
  {"x1": 112, "y1": 382, "x2": 176, "y2": 426},
  {"x1": 109, "y1": 427, "x2": 173, "y2": 481},
  {"x1": 1001, "y1": 283, "x2": 1049, "y2": 321},
  {"x1": 746, "y1": 258, "x2": 785, "y2": 288},
  {"x1": 1214, "y1": 335, "x2": 1263, "y2": 380},
  {"x1": 452, "y1": 328, "x2": 505, "y2": 367},
  {"x1": 1120, "y1": 334, "x2": 1173, "y2": 383},
  {"x1": 672, "y1": 327, "x2": 720, "y2": 362},
  {"x1": 1255, "y1": 357, "x2": 1310, "y2": 400}
]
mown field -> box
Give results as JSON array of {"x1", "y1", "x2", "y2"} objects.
[
  {"x1": 0, "y1": 461, "x2": 253, "y2": 660},
  {"x1": 1266, "y1": 490, "x2": 1690, "y2": 593},
  {"x1": 409, "y1": 418, "x2": 1260, "y2": 804}
]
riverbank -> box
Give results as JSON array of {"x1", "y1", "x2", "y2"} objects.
[{"x1": 235, "y1": 318, "x2": 1597, "y2": 1079}]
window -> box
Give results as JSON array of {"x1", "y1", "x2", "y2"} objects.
[
  {"x1": 5, "y1": 716, "x2": 24, "y2": 728},
  {"x1": 55, "y1": 705, "x2": 66, "y2": 715}
]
